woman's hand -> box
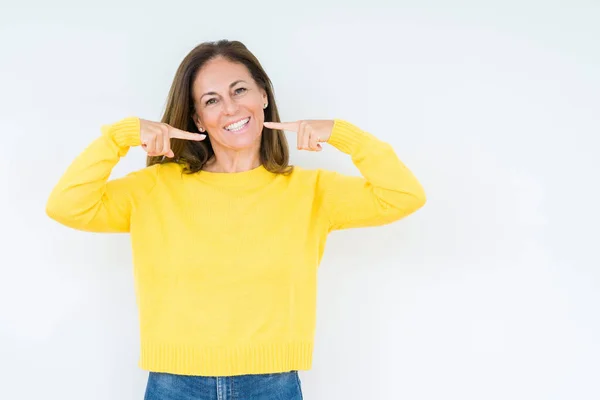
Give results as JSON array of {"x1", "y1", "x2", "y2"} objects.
[
  {"x1": 264, "y1": 120, "x2": 334, "y2": 152},
  {"x1": 139, "y1": 118, "x2": 206, "y2": 158}
]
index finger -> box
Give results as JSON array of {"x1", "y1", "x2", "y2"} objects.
[
  {"x1": 263, "y1": 121, "x2": 300, "y2": 132},
  {"x1": 170, "y1": 127, "x2": 206, "y2": 141}
]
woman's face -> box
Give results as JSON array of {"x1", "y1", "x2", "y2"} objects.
[{"x1": 192, "y1": 56, "x2": 268, "y2": 153}]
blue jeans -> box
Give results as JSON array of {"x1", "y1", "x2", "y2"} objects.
[{"x1": 144, "y1": 370, "x2": 303, "y2": 400}]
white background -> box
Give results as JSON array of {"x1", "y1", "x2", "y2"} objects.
[{"x1": 1, "y1": 1, "x2": 599, "y2": 399}]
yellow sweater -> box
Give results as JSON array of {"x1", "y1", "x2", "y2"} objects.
[{"x1": 46, "y1": 117, "x2": 426, "y2": 376}]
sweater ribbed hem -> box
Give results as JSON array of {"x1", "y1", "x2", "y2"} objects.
[{"x1": 138, "y1": 340, "x2": 314, "y2": 376}]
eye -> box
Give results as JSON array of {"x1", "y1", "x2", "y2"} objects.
[
  {"x1": 205, "y1": 98, "x2": 217, "y2": 106},
  {"x1": 234, "y1": 87, "x2": 247, "y2": 95}
]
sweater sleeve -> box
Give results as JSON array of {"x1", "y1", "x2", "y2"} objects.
[
  {"x1": 317, "y1": 119, "x2": 427, "y2": 231},
  {"x1": 45, "y1": 117, "x2": 159, "y2": 233}
]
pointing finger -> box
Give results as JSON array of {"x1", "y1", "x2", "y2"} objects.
[
  {"x1": 170, "y1": 127, "x2": 206, "y2": 141},
  {"x1": 263, "y1": 121, "x2": 300, "y2": 132}
]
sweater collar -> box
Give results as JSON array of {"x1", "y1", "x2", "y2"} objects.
[{"x1": 196, "y1": 164, "x2": 276, "y2": 188}]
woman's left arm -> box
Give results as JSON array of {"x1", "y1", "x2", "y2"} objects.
[{"x1": 264, "y1": 119, "x2": 427, "y2": 231}]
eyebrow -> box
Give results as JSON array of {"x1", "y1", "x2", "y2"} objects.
[{"x1": 200, "y1": 80, "x2": 247, "y2": 99}]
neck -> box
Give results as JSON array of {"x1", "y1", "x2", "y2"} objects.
[{"x1": 205, "y1": 147, "x2": 261, "y2": 173}]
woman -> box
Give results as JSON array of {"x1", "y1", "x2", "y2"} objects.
[{"x1": 46, "y1": 40, "x2": 426, "y2": 399}]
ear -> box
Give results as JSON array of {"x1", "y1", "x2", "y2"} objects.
[
  {"x1": 193, "y1": 114, "x2": 205, "y2": 132},
  {"x1": 261, "y1": 89, "x2": 268, "y2": 105}
]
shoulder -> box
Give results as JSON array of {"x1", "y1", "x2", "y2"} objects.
[
  {"x1": 121, "y1": 163, "x2": 161, "y2": 180},
  {"x1": 121, "y1": 161, "x2": 184, "y2": 187},
  {"x1": 286, "y1": 165, "x2": 341, "y2": 186},
  {"x1": 286, "y1": 164, "x2": 323, "y2": 178},
  {"x1": 156, "y1": 161, "x2": 183, "y2": 174},
  {"x1": 150, "y1": 161, "x2": 188, "y2": 184}
]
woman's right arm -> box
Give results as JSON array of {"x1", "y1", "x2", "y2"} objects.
[
  {"x1": 46, "y1": 116, "x2": 206, "y2": 232},
  {"x1": 45, "y1": 117, "x2": 158, "y2": 233}
]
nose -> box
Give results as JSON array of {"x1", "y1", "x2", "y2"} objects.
[{"x1": 222, "y1": 96, "x2": 239, "y2": 115}]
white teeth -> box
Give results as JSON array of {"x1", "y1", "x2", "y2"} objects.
[{"x1": 225, "y1": 118, "x2": 250, "y2": 131}]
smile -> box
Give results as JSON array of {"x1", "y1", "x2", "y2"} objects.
[{"x1": 224, "y1": 117, "x2": 250, "y2": 132}]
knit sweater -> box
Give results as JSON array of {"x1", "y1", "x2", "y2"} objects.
[{"x1": 46, "y1": 117, "x2": 426, "y2": 376}]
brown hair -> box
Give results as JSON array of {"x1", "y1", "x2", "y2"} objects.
[{"x1": 147, "y1": 40, "x2": 292, "y2": 175}]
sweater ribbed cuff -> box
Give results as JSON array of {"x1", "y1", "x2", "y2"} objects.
[
  {"x1": 105, "y1": 116, "x2": 141, "y2": 148},
  {"x1": 327, "y1": 119, "x2": 374, "y2": 155}
]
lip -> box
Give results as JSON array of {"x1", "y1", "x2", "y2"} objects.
[{"x1": 223, "y1": 116, "x2": 251, "y2": 130}]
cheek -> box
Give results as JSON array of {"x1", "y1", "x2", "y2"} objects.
[
  {"x1": 244, "y1": 94, "x2": 265, "y2": 111},
  {"x1": 201, "y1": 110, "x2": 221, "y2": 129},
  {"x1": 249, "y1": 101, "x2": 266, "y2": 123}
]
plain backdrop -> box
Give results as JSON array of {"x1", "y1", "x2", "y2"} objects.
[{"x1": 1, "y1": 1, "x2": 599, "y2": 399}]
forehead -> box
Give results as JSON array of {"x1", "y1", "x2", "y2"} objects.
[{"x1": 193, "y1": 57, "x2": 253, "y2": 95}]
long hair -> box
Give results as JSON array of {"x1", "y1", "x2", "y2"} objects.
[{"x1": 147, "y1": 40, "x2": 292, "y2": 175}]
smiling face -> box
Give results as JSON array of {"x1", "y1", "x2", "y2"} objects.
[{"x1": 191, "y1": 56, "x2": 268, "y2": 156}]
